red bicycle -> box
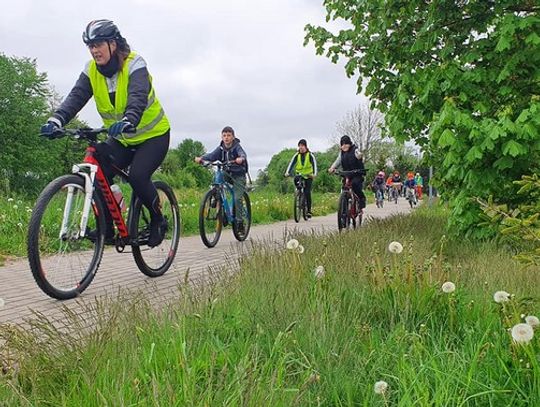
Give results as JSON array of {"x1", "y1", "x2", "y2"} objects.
[
  {"x1": 335, "y1": 170, "x2": 364, "y2": 231},
  {"x1": 27, "y1": 127, "x2": 181, "y2": 300}
]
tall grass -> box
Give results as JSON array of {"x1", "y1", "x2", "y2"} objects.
[{"x1": 1, "y1": 204, "x2": 538, "y2": 405}]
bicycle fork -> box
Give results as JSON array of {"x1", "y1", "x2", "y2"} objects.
[{"x1": 59, "y1": 163, "x2": 98, "y2": 240}]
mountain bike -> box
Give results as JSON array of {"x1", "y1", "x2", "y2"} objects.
[
  {"x1": 27, "y1": 127, "x2": 181, "y2": 300},
  {"x1": 390, "y1": 182, "x2": 401, "y2": 204},
  {"x1": 198, "y1": 160, "x2": 252, "y2": 248},
  {"x1": 292, "y1": 175, "x2": 309, "y2": 223},
  {"x1": 374, "y1": 186, "x2": 385, "y2": 208},
  {"x1": 405, "y1": 186, "x2": 417, "y2": 208},
  {"x1": 334, "y1": 170, "x2": 364, "y2": 231}
]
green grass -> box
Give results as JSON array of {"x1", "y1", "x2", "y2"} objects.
[
  {"x1": 1, "y1": 204, "x2": 539, "y2": 405},
  {"x1": 0, "y1": 188, "x2": 339, "y2": 259}
]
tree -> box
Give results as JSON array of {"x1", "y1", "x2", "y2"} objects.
[
  {"x1": 161, "y1": 138, "x2": 212, "y2": 189},
  {"x1": 335, "y1": 103, "x2": 385, "y2": 161},
  {"x1": 305, "y1": 1, "x2": 540, "y2": 237}
]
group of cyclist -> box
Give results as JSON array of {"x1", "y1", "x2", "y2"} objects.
[{"x1": 38, "y1": 19, "x2": 422, "y2": 246}]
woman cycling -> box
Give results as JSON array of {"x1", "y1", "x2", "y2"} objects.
[{"x1": 40, "y1": 19, "x2": 170, "y2": 247}]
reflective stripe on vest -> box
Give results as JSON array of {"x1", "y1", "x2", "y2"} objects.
[
  {"x1": 88, "y1": 52, "x2": 170, "y2": 146},
  {"x1": 295, "y1": 152, "x2": 313, "y2": 177}
]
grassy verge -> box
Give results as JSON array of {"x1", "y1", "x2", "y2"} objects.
[
  {"x1": 1, "y1": 204, "x2": 539, "y2": 405},
  {"x1": 0, "y1": 188, "x2": 339, "y2": 260}
]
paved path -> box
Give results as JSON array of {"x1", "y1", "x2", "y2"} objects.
[{"x1": 0, "y1": 199, "x2": 412, "y2": 325}]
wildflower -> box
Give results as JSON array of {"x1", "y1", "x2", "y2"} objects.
[
  {"x1": 511, "y1": 323, "x2": 534, "y2": 344},
  {"x1": 388, "y1": 241, "x2": 403, "y2": 254},
  {"x1": 314, "y1": 265, "x2": 325, "y2": 279},
  {"x1": 26, "y1": 208, "x2": 32, "y2": 213},
  {"x1": 13, "y1": 205, "x2": 18, "y2": 209},
  {"x1": 441, "y1": 281, "x2": 456, "y2": 293},
  {"x1": 525, "y1": 315, "x2": 540, "y2": 328},
  {"x1": 286, "y1": 239, "x2": 299, "y2": 250},
  {"x1": 493, "y1": 291, "x2": 510, "y2": 303},
  {"x1": 0, "y1": 298, "x2": 4, "y2": 308},
  {"x1": 297, "y1": 245, "x2": 305, "y2": 254},
  {"x1": 7, "y1": 198, "x2": 13, "y2": 202},
  {"x1": 17, "y1": 223, "x2": 22, "y2": 228},
  {"x1": 374, "y1": 380, "x2": 389, "y2": 395}
]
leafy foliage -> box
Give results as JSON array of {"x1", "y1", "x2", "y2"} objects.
[
  {"x1": 481, "y1": 174, "x2": 540, "y2": 265},
  {"x1": 305, "y1": 1, "x2": 540, "y2": 236},
  {"x1": 161, "y1": 138, "x2": 212, "y2": 189}
]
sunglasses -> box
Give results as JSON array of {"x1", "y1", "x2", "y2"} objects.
[{"x1": 87, "y1": 41, "x2": 107, "y2": 50}]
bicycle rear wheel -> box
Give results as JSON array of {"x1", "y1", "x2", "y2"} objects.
[
  {"x1": 199, "y1": 188, "x2": 223, "y2": 248},
  {"x1": 27, "y1": 175, "x2": 106, "y2": 300},
  {"x1": 293, "y1": 190, "x2": 302, "y2": 223},
  {"x1": 131, "y1": 181, "x2": 180, "y2": 277},
  {"x1": 232, "y1": 192, "x2": 252, "y2": 241}
]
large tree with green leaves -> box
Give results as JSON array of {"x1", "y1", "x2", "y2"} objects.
[{"x1": 305, "y1": 1, "x2": 540, "y2": 236}]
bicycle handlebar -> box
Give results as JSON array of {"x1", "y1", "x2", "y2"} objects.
[
  {"x1": 201, "y1": 160, "x2": 240, "y2": 168},
  {"x1": 42, "y1": 126, "x2": 136, "y2": 142},
  {"x1": 333, "y1": 169, "x2": 366, "y2": 177}
]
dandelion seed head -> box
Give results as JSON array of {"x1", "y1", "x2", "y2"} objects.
[
  {"x1": 374, "y1": 380, "x2": 388, "y2": 395},
  {"x1": 511, "y1": 323, "x2": 534, "y2": 344},
  {"x1": 7, "y1": 198, "x2": 14, "y2": 202},
  {"x1": 441, "y1": 281, "x2": 456, "y2": 293},
  {"x1": 297, "y1": 245, "x2": 305, "y2": 254},
  {"x1": 13, "y1": 205, "x2": 18, "y2": 209},
  {"x1": 525, "y1": 315, "x2": 540, "y2": 328},
  {"x1": 388, "y1": 241, "x2": 403, "y2": 254},
  {"x1": 493, "y1": 291, "x2": 510, "y2": 303},
  {"x1": 286, "y1": 239, "x2": 299, "y2": 250},
  {"x1": 314, "y1": 265, "x2": 325, "y2": 279}
]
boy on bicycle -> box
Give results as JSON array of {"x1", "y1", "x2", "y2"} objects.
[
  {"x1": 328, "y1": 135, "x2": 366, "y2": 212},
  {"x1": 372, "y1": 171, "x2": 386, "y2": 196},
  {"x1": 195, "y1": 126, "x2": 248, "y2": 233},
  {"x1": 284, "y1": 139, "x2": 318, "y2": 218}
]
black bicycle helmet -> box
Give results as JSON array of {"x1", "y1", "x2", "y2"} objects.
[{"x1": 83, "y1": 19, "x2": 121, "y2": 44}]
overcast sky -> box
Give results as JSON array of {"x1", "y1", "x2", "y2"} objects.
[{"x1": 1, "y1": 0, "x2": 367, "y2": 174}]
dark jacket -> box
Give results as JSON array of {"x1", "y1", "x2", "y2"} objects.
[
  {"x1": 202, "y1": 138, "x2": 248, "y2": 176},
  {"x1": 341, "y1": 145, "x2": 365, "y2": 175}
]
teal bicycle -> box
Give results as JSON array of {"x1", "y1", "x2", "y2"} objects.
[{"x1": 198, "y1": 160, "x2": 252, "y2": 248}]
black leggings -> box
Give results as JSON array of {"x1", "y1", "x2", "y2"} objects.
[
  {"x1": 96, "y1": 131, "x2": 170, "y2": 219},
  {"x1": 350, "y1": 176, "x2": 366, "y2": 209}
]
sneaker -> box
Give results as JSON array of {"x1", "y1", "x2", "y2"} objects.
[
  {"x1": 86, "y1": 226, "x2": 115, "y2": 245},
  {"x1": 148, "y1": 217, "x2": 168, "y2": 247},
  {"x1": 307, "y1": 212, "x2": 312, "y2": 219}
]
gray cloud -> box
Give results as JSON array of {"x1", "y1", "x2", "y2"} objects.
[{"x1": 1, "y1": 0, "x2": 367, "y2": 173}]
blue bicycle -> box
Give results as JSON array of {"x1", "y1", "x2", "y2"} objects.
[{"x1": 198, "y1": 160, "x2": 252, "y2": 248}]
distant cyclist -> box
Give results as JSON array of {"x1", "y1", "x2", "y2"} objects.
[
  {"x1": 195, "y1": 126, "x2": 248, "y2": 233},
  {"x1": 284, "y1": 139, "x2": 317, "y2": 218},
  {"x1": 372, "y1": 171, "x2": 386, "y2": 195},
  {"x1": 328, "y1": 135, "x2": 366, "y2": 212},
  {"x1": 415, "y1": 172, "x2": 424, "y2": 199},
  {"x1": 39, "y1": 19, "x2": 170, "y2": 247}
]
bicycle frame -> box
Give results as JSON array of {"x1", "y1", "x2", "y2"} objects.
[
  {"x1": 210, "y1": 162, "x2": 237, "y2": 223},
  {"x1": 59, "y1": 132, "x2": 132, "y2": 242}
]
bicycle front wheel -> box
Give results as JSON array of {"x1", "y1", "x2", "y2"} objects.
[
  {"x1": 293, "y1": 190, "x2": 302, "y2": 223},
  {"x1": 232, "y1": 192, "x2": 251, "y2": 242},
  {"x1": 199, "y1": 188, "x2": 223, "y2": 248},
  {"x1": 27, "y1": 175, "x2": 106, "y2": 300},
  {"x1": 337, "y1": 193, "x2": 349, "y2": 231},
  {"x1": 131, "y1": 181, "x2": 181, "y2": 277}
]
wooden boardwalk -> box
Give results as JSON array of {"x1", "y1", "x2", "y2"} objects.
[{"x1": 0, "y1": 199, "x2": 412, "y2": 325}]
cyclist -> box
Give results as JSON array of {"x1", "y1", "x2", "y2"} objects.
[
  {"x1": 328, "y1": 135, "x2": 366, "y2": 212},
  {"x1": 372, "y1": 171, "x2": 386, "y2": 202},
  {"x1": 195, "y1": 126, "x2": 248, "y2": 233},
  {"x1": 39, "y1": 19, "x2": 170, "y2": 247},
  {"x1": 390, "y1": 170, "x2": 402, "y2": 196},
  {"x1": 414, "y1": 172, "x2": 424, "y2": 199},
  {"x1": 284, "y1": 139, "x2": 317, "y2": 218},
  {"x1": 404, "y1": 173, "x2": 417, "y2": 204}
]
